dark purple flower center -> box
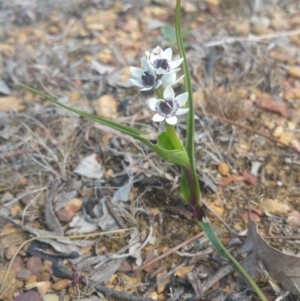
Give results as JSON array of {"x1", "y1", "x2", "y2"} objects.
[
  {"x1": 159, "y1": 100, "x2": 173, "y2": 115},
  {"x1": 142, "y1": 71, "x2": 155, "y2": 87},
  {"x1": 154, "y1": 59, "x2": 169, "y2": 72}
]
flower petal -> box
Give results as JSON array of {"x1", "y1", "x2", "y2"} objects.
[
  {"x1": 165, "y1": 116, "x2": 178, "y2": 125},
  {"x1": 172, "y1": 74, "x2": 184, "y2": 85},
  {"x1": 130, "y1": 78, "x2": 144, "y2": 88},
  {"x1": 140, "y1": 86, "x2": 153, "y2": 91},
  {"x1": 175, "y1": 108, "x2": 189, "y2": 116},
  {"x1": 152, "y1": 113, "x2": 165, "y2": 122},
  {"x1": 141, "y1": 57, "x2": 149, "y2": 70},
  {"x1": 169, "y1": 58, "x2": 184, "y2": 69},
  {"x1": 175, "y1": 92, "x2": 188, "y2": 107},
  {"x1": 148, "y1": 98, "x2": 159, "y2": 111},
  {"x1": 154, "y1": 80, "x2": 162, "y2": 89},
  {"x1": 163, "y1": 85, "x2": 175, "y2": 100},
  {"x1": 161, "y1": 73, "x2": 176, "y2": 87},
  {"x1": 164, "y1": 48, "x2": 172, "y2": 60},
  {"x1": 130, "y1": 67, "x2": 144, "y2": 77}
]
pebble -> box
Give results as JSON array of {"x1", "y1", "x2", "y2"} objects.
[
  {"x1": 273, "y1": 126, "x2": 283, "y2": 137},
  {"x1": 27, "y1": 256, "x2": 43, "y2": 276},
  {"x1": 17, "y1": 269, "x2": 31, "y2": 281},
  {"x1": 218, "y1": 163, "x2": 230, "y2": 176},
  {"x1": 43, "y1": 294, "x2": 59, "y2": 301},
  {"x1": 52, "y1": 279, "x2": 69, "y2": 291}
]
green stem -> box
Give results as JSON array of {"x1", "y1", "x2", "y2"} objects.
[{"x1": 175, "y1": 0, "x2": 202, "y2": 210}]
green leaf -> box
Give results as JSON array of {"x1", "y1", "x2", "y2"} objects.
[
  {"x1": 179, "y1": 171, "x2": 189, "y2": 202},
  {"x1": 17, "y1": 84, "x2": 190, "y2": 168},
  {"x1": 161, "y1": 25, "x2": 176, "y2": 43},
  {"x1": 198, "y1": 220, "x2": 267, "y2": 301},
  {"x1": 161, "y1": 25, "x2": 190, "y2": 48},
  {"x1": 157, "y1": 132, "x2": 176, "y2": 150}
]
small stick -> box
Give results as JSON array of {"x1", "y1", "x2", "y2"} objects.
[{"x1": 132, "y1": 231, "x2": 204, "y2": 276}]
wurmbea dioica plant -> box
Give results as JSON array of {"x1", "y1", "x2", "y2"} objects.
[{"x1": 18, "y1": 0, "x2": 267, "y2": 299}]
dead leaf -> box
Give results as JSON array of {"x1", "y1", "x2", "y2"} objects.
[
  {"x1": 26, "y1": 280, "x2": 51, "y2": 297},
  {"x1": 0, "y1": 96, "x2": 25, "y2": 112},
  {"x1": 74, "y1": 154, "x2": 103, "y2": 179},
  {"x1": 241, "y1": 218, "x2": 300, "y2": 295},
  {"x1": 242, "y1": 209, "x2": 262, "y2": 224},
  {"x1": 255, "y1": 98, "x2": 294, "y2": 118},
  {"x1": 0, "y1": 265, "x2": 17, "y2": 300},
  {"x1": 89, "y1": 259, "x2": 123, "y2": 283},
  {"x1": 165, "y1": 205, "x2": 193, "y2": 219},
  {"x1": 45, "y1": 185, "x2": 63, "y2": 235}
]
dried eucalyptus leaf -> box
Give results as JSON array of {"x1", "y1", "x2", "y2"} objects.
[
  {"x1": 89, "y1": 259, "x2": 123, "y2": 283},
  {"x1": 240, "y1": 218, "x2": 300, "y2": 295}
]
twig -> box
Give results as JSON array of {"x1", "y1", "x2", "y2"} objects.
[
  {"x1": 90, "y1": 282, "x2": 156, "y2": 301},
  {"x1": 132, "y1": 231, "x2": 204, "y2": 276}
]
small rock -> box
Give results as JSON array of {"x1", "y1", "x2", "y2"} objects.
[
  {"x1": 56, "y1": 208, "x2": 75, "y2": 223},
  {"x1": 27, "y1": 256, "x2": 43, "y2": 275},
  {"x1": 207, "y1": 200, "x2": 224, "y2": 217},
  {"x1": 42, "y1": 294, "x2": 59, "y2": 301},
  {"x1": 38, "y1": 271, "x2": 51, "y2": 282},
  {"x1": 263, "y1": 120, "x2": 275, "y2": 130},
  {"x1": 12, "y1": 256, "x2": 23, "y2": 273},
  {"x1": 13, "y1": 290, "x2": 41, "y2": 301},
  {"x1": 65, "y1": 198, "x2": 82, "y2": 212},
  {"x1": 95, "y1": 94, "x2": 118, "y2": 119},
  {"x1": 174, "y1": 265, "x2": 194, "y2": 278},
  {"x1": 27, "y1": 275, "x2": 37, "y2": 285},
  {"x1": 5, "y1": 245, "x2": 26, "y2": 259},
  {"x1": 17, "y1": 269, "x2": 32, "y2": 281},
  {"x1": 288, "y1": 66, "x2": 300, "y2": 78},
  {"x1": 258, "y1": 199, "x2": 291, "y2": 216},
  {"x1": 52, "y1": 279, "x2": 69, "y2": 291},
  {"x1": 218, "y1": 163, "x2": 230, "y2": 176},
  {"x1": 272, "y1": 126, "x2": 283, "y2": 137},
  {"x1": 278, "y1": 132, "x2": 295, "y2": 145},
  {"x1": 156, "y1": 271, "x2": 170, "y2": 294}
]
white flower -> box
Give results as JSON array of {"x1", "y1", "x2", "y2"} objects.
[
  {"x1": 148, "y1": 85, "x2": 189, "y2": 125},
  {"x1": 161, "y1": 72, "x2": 184, "y2": 88},
  {"x1": 130, "y1": 57, "x2": 162, "y2": 91},
  {"x1": 147, "y1": 46, "x2": 184, "y2": 75}
]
